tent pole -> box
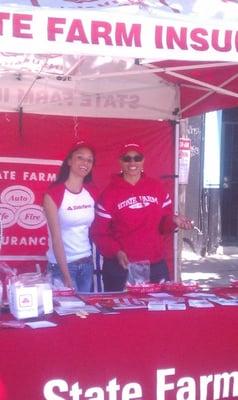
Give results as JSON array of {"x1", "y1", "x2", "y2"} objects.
[
  {"x1": 17, "y1": 57, "x2": 49, "y2": 110},
  {"x1": 18, "y1": 106, "x2": 23, "y2": 138},
  {"x1": 140, "y1": 61, "x2": 237, "y2": 72},
  {"x1": 174, "y1": 120, "x2": 180, "y2": 282}
]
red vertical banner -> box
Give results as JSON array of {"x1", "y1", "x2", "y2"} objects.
[{"x1": 0, "y1": 157, "x2": 61, "y2": 272}]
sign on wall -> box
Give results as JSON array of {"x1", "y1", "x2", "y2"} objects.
[
  {"x1": 178, "y1": 138, "x2": 191, "y2": 184},
  {"x1": 0, "y1": 157, "x2": 61, "y2": 268}
]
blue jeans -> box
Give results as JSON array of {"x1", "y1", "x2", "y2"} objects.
[{"x1": 48, "y1": 256, "x2": 94, "y2": 293}]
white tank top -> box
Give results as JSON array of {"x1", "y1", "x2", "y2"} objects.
[{"x1": 46, "y1": 185, "x2": 95, "y2": 263}]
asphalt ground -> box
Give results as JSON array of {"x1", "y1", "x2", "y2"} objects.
[{"x1": 181, "y1": 247, "x2": 238, "y2": 288}]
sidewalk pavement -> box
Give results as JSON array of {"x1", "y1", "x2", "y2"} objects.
[{"x1": 180, "y1": 246, "x2": 238, "y2": 288}]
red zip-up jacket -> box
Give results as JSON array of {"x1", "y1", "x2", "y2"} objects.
[{"x1": 91, "y1": 174, "x2": 176, "y2": 263}]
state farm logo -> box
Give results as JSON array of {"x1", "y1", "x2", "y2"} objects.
[
  {"x1": 0, "y1": 185, "x2": 46, "y2": 229},
  {"x1": 19, "y1": 294, "x2": 33, "y2": 308}
]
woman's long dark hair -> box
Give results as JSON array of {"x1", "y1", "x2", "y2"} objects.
[{"x1": 53, "y1": 146, "x2": 95, "y2": 185}]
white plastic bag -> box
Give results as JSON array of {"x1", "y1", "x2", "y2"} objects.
[
  {"x1": 127, "y1": 260, "x2": 150, "y2": 285},
  {"x1": 0, "y1": 262, "x2": 17, "y2": 306}
]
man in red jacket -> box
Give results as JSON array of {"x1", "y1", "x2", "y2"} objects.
[{"x1": 91, "y1": 142, "x2": 192, "y2": 291}]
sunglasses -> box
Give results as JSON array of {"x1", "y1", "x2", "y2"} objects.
[{"x1": 121, "y1": 155, "x2": 144, "y2": 162}]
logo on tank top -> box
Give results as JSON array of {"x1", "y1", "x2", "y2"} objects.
[{"x1": 67, "y1": 204, "x2": 92, "y2": 210}]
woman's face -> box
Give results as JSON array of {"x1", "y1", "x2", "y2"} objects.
[
  {"x1": 120, "y1": 151, "x2": 144, "y2": 179},
  {"x1": 68, "y1": 147, "x2": 94, "y2": 179}
]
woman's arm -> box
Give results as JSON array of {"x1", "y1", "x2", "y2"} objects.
[
  {"x1": 157, "y1": 180, "x2": 193, "y2": 233},
  {"x1": 43, "y1": 193, "x2": 73, "y2": 288}
]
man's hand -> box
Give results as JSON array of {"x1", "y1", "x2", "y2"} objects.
[
  {"x1": 173, "y1": 214, "x2": 194, "y2": 230},
  {"x1": 117, "y1": 250, "x2": 129, "y2": 269}
]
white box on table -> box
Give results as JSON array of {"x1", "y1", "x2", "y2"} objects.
[
  {"x1": 9, "y1": 285, "x2": 38, "y2": 319},
  {"x1": 8, "y1": 272, "x2": 54, "y2": 319}
]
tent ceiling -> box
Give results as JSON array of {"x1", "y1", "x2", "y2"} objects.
[
  {"x1": 1, "y1": 0, "x2": 238, "y2": 119},
  {"x1": 148, "y1": 61, "x2": 238, "y2": 117},
  {"x1": 0, "y1": 55, "x2": 179, "y2": 120}
]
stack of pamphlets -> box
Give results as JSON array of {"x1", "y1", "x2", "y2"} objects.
[{"x1": 54, "y1": 295, "x2": 100, "y2": 316}]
